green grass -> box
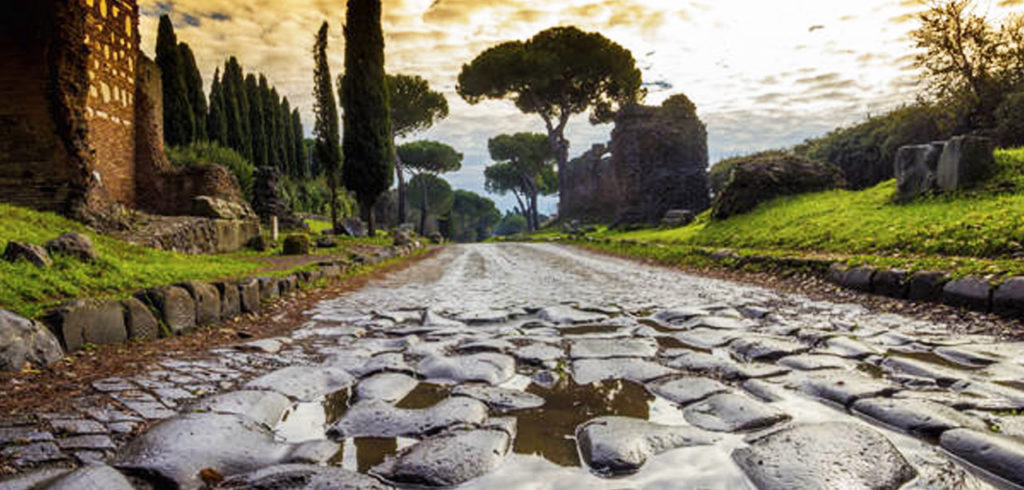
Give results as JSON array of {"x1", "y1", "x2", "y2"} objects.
[
  {"x1": 567, "y1": 148, "x2": 1024, "y2": 278},
  {"x1": 0, "y1": 205, "x2": 392, "y2": 319},
  {"x1": 305, "y1": 218, "x2": 333, "y2": 235}
]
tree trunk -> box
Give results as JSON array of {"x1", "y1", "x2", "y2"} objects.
[
  {"x1": 396, "y1": 162, "x2": 407, "y2": 224},
  {"x1": 361, "y1": 200, "x2": 375, "y2": 237},
  {"x1": 328, "y1": 175, "x2": 340, "y2": 234},
  {"x1": 419, "y1": 176, "x2": 429, "y2": 236},
  {"x1": 545, "y1": 129, "x2": 570, "y2": 221}
]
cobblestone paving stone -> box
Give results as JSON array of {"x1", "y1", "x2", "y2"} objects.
[{"x1": 3, "y1": 243, "x2": 1024, "y2": 489}]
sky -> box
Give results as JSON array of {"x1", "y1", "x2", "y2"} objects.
[{"x1": 138, "y1": 0, "x2": 1023, "y2": 214}]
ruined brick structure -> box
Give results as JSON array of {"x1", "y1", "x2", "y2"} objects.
[
  {"x1": 560, "y1": 95, "x2": 712, "y2": 224},
  {"x1": 0, "y1": 0, "x2": 240, "y2": 224}
]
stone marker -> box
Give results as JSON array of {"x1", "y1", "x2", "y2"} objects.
[
  {"x1": 894, "y1": 142, "x2": 944, "y2": 201},
  {"x1": 936, "y1": 135, "x2": 995, "y2": 191}
]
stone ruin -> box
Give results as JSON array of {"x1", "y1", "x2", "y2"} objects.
[
  {"x1": 894, "y1": 135, "x2": 995, "y2": 202},
  {"x1": 0, "y1": 6, "x2": 228, "y2": 215},
  {"x1": 0, "y1": 1, "x2": 258, "y2": 251},
  {"x1": 560, "y1": 95, "x2": 711, "y2": 225}
]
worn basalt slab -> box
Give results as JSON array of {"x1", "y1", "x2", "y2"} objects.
[
  {"x1": 645, "y1": 376, "x2": 730, "y2": 406},
  {"x1": 42, "y1": 463, "x2": 134, "y2": 490},
  {"x1": 784, "y1": 370, "x2": 897, "y2": 407},
  {"x1": 112, "y1": 413, "x2": 295, "y2": 490},
  {"x1": 244, "y1": 366, "x2": 355, "y2": 401},
  {"x1": 452, "y1": 384, "x2": 545, "y2": 411},
  {"x1": 851, "y1": 397, "x2": 984, "y2": 439},
  {"x1": 683, "y1": 392, "x2": 790, "y2": 432},
  {"x1": 576, "y1": 416, "x2": 717, "y2": 475},
  {"x1": 940, "y1": 429, "x2": 1024, "y2": 486},
  {"x1": 221, "y1": 464, "x2": 392, "y2": 489},
  {"x1": 191, "y1": 390, "x2": 291, "y2": 427},
  {"x1": 537, "y1": 305, "x2": 608, "y2": 325},
  {"x1": 729, "y1": 336, "x2": 809, "y2": 362},
  {"x1": 355, "y1": 373, "x2": 420, "y2": 404},
  {"x1": 327, "y1": 398, "x2": 488, "y2": 439},
  {"x1": 571, "y1": 358, "x2": 677, "y2": 385},
  {"x1": 732, "y1": 422, "x2": 917, "y2": 490},
  {"x1": 372, "y1": 425, "x2": 513, "y2": 487},
  {"x1": 416, "y1": 353, "x2": 515, "y2": 385},
  {"x1": 665, "y1": 351, "x2": 788, "y2": 380},
  {"x1": 569, "y1": 338, "x2": 658, "y2": 359}
]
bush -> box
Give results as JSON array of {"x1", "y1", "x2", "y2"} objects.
[
  {"x1": 709, "y1": 157, "x2": 742, "y2": 196},
  {"x1": 280, "y1": 176, "x2": 358, "y2": 217},
  {"x1": 996, "y1": 91, "x2": 1024, "y2": 148},
  {"x1": 282, "y1": 234, "x2": 310, "y2": 255},
  {"x1": 167, "y1": 142, "x2": 254, "y2": 200},
  {"x1": 711, "y1": 151, "x2": 844, "y2": 219},
  {"x1": 494, "y1": 214, "x2": 528, "y2": 236},
  {"x1": 795, "y1": 104, "x2": 951, "y2": 189}
]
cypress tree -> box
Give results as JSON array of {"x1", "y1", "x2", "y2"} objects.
[
  {"x1": 273, "y1": 89, "x2": 288, "y2": 173},
  {"x1": 155, "y1": 15, "x2": 194, "y2": 146},
  {"x1": 245, "y1": 74, "x2": 268, "y2": 167},
  {"x1": 179, "y1": 42, "x2": 207, "y2": 141},
  {"x1": 207, "y1": 69, "x2": 229, "y2": 145},
  {"x1": 312, "y1": 21, "x2": 343, "y2": 232},
  {"x1": 292, "y1": 109, "x2": 307, "y2": 178},
  {"x1": 341, "y1": 0, "x2": 393, "y2": 236},
  {"x1": 257, "y1": 75, "x2": 275, "y2": 169},
  {"x1": 281, "y1": 97, "x2": 295, "y2": 175},
  {"x1": 223, "y1": 58, "x2": 251, "y2": 159}
]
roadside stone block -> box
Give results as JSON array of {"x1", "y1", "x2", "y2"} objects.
[
  {"x1": 44, "y1": 300, "x2": 127, "y2": 352},
  {"x1": 259, "y1": 277, "x2": 280, "y2": 301},
  {"x1": 176, "y1": 282, "x2": 221, "y2": 325},
  {"x1": 908, "y1": 271, "x2": 949, "y2": 302},
  {"x1": 278, "y1": 275, "x2": 299, "y2": 296},
  {"x1": 993, "y1": 277, "x2": 1024, "y2": 318},
  {"x1": 840, "y1": 267, "x2": 875, "y2": 293},
  {"x1": 936, "y1": 135, "x2": 995, "y2": 191},
  {"x1": 320, "y1": 264, "x2": 342, "y2": 278},
  {"x1": 213, "y1": 282, "x2": 241, "y2": 319},
  {"x1": 942, "y1": 277, "x2": 992, "y2": 312},
  {"x1": 874, "y1": 269, "x2": 909, "y2": 299},
  {"x1": 826, "y1": 264, "x2": 847, "y2": 285},
  {"x1": 121, "y1": 297, "x2": 159, "y2": 341},
  {"x1": 0, "y1": 309, "x2": 64, "y2": 372},
  {"x1": 941, "y1": 429, "x2": 1024, "y2": 486},
  {"x1": 238, "y1": 279, "x2": 260, "y2": 314},
  {"x1": 136, "y1": 286, "x2": 196, "y2": 336}
]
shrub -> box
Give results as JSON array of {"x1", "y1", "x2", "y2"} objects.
[
  {"x1": 280, "y1": 176, "x2": 358, "y2": 217},
  {"x1": 167, "y1": 142, "x2": 254, "y2": 200},
  {"x1": 995, "y1": 91, "x2": 1024, "y2": 148},
  {"x1": 494, "y1": 214, "x2": 528, "y2": 236},
  {"x1": 709, "y1": 157, "x2": 742, "y2": 196},
  {"x1": 711, "y1": 151, "x2": 844, "y2": 219},
  {"x1": 282, "y1": 234, "x2": 310, "y2": 255}
]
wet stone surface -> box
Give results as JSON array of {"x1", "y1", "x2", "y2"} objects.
[{"x1": 4, "y1": 243, "x2": 1024, "y2": 489}]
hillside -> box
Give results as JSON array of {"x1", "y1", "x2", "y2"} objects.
[{"x1": 589, "y1": 148, "x2": 1024, "y2": 277}]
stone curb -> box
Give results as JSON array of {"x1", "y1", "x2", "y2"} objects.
[
  {"x1": 4, "y1": 244, "x2": 424, "y2": 370},
  {"x1": 558, "y1": 236, "x2": 1024, "y2": 320}
]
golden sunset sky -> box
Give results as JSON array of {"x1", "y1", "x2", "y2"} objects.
[{"x1": 139, "y1": 0, "x2": 1022, "y2": 212}]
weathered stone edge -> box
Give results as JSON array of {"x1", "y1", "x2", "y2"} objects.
[
  {"x1": 556, "y1": 236, "x2": 1024, "y2": 320},
  {"x1": 3, "y1": 243, "x2": 424, "y2": 372}
]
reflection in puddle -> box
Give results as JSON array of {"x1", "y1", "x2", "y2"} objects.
[
  {"x1": 355, "y1": 437, "x2": 399, "y2": 472},
  {"x1": 276, "y1": 388, "x2": 351, "y2": 443},
  {"x1": 395, "y1": 382, "x2": 451, "y2": 409},
  {"x1": 515, "y1": 379, "x2": 652, "y2": 467}
]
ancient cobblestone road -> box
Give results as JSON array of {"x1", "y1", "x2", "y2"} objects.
[{"x1": 5, "y1": 243, "x2": 1024, "y2": 489}]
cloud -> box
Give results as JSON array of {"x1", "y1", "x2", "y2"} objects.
[{"x1": 136, "y1": 0, "x2": 1020, "y2": 212}]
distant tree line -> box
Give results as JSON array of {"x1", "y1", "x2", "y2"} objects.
[{"x1": 156, "y1": 15, "x2": 307, "y2": 181}]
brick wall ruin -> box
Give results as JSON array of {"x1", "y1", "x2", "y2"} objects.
[
  {"x1": 83, "y1": 0, "x2": 140, "y2": 206},
  {"x1": 0, "y1": 0, "x2": 248, "y2": 228}
]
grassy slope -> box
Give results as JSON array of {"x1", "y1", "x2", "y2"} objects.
[
  {"x1": 0, "y1": 206, "x2": 388, "y2": 318},
  {"x1": 590, "y1": 148, "x2": 1024, "y2": 277}
]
